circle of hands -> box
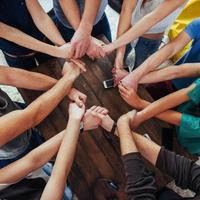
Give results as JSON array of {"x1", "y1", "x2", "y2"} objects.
[{"x1": 62, "y1": 33, "x2": 142, "y2": 131}]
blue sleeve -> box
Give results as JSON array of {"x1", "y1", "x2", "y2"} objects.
[
  {"x1": 184, "y1": 18, "x2": 200, "y2": 40},
  {"x1": 188, "y1": 78, "x2": 200, "y2": 105}
]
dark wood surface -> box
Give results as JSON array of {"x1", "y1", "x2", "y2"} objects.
[{"x1": 18, "y1": 52, "x2": 172, "y2": 199}]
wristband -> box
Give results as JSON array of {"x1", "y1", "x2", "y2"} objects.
[
  {"x1": 80, "y1": 121, "x2": 84, "y2": 134},
  {"x1": 110, "y1": 122, "x2": 117, "y2": 135}
]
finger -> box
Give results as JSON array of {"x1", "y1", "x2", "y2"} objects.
[
  {"x1": 74, "y1": 44, "x2": 82, "y2": 58},
  {"x1": 96, "y1": 107, "x2": 106, "y2": 114},
  {"x1": 71, "y1": 58, "x2": 86, "y2": 72},
  {"x1": 118, "y1": 84, "x2": 129, "y2": 94},
  {"x1": 90, "y1": 106, "x2": 97, "y2": 111},
  {"x1": 91, "y1": 111, "x2": 105, "y2": 120},
  {"x1": 75, "y1": 97, "x2": 84, "y2": 108},
  {"x1": 70, "y1": 58, "x2": 86, "y2": 66},
  {"x1": 119, "y1": 88, "x2": 128, "y2": 98},
  {"x1": 99, "y1": 108, "x2": 108, "y2": 115}
]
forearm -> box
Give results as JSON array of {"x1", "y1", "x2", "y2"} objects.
[
  {"x1": 135, "y1": 85, "x2": 194, "y2": 124},
  {"x1": 41, "y1": 118, "x2": 80, "y2": 200},
  {"x1": 0, "y1": 130, "x2": 64, "y2": 184},
  {"x1": 116, "y1": 0, "x2": 136, "y2": 58},
  {"x1": 25, "y1": 0, "x2": 65, "y2": 46},
  {"x1": 0, "y1": 74, "x2": 76, "y2": 146},
  {"x1": 0, "y1": 66, "x2": 57, "y2": 90},
  {"x1": 59, "y1": 0, "x2": 81, "y2": 30},
  {"x1": 110, "y1": 0, "x2": 186, "y2": 51},
  {"x1": 138, "y1": 99, "x2": 182, "y2": 126},
  {"x1": 139, "y1": 63, "x2": 200, "y2": 84},
  {"x1": 79, "y1": 0, "x2": 101, "y2": 34},
  {"x1": 118, "y1": 120, "x2": 138, "y2": 155},
  {"x1": 0, "y1": 22, "x2": 61, "y2": 57}
]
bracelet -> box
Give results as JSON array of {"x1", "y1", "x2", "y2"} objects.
[
  {"x1": 110, "y1": 122, "x2": 117, "y2": 135},
  {"x1": 80, "y1": 121, "x2": 84, "y2": 134}
]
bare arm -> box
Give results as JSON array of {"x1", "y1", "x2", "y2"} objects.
[
  {"x1": 41, "y1": 103, "x2": 85, "y2": 200},
  {"x1": 0, "y1": 22, "x2": 73, "y2": 59},
  {"x1": 0, "y1": 62, "x2": 80, "y2": 146},
  {"x1": 122, "y1": 31, "x2": 192, "y2": 89},
  {"x1": 139, "y1": 63, "x2": 200, "y2": 84},
  {"x1": 25, "y1": 0, "x2": 66, "y2": 46},
  {"x1": 105, "y1": 0, "x2": 186, "y2": 52},
  {"x1": 133, "y1": 84, "x2": 195, "y2": 127},
  {"x1": 0, "y1": 130, "x2": 65, "y2": 184},
  {"x1": 0, "y1": 66, "x2": 57, "y2": 91},
  {"x1": 114, "y1": 0, "x2": 137, "y2": 69}
]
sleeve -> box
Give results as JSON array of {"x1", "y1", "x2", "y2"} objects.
[
  {"x1": 179, "y1": 113, "x2": 200, "y2": 139},
  {"x1": 188, "y1": 78, "x2": 200, "y2": 105},
  {"x1": 122, "y1": 153, "x2": 157, "y2": 200},
  {"x1": 184, "y1": 18, "x2": 200, "y2": 40},
  {"x1": 156, "y1": 147, "x2": 200, "y2": 194}
]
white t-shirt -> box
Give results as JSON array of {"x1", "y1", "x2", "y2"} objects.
[{"x1": 131, "y1": 0, "x2": 188, "y2": 47}]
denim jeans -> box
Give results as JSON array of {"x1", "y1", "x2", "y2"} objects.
[
  {"x1": 134, "y1": 36, "x2": 162, "y2": 68},
  {"x1": 54, "y1": 13, "x2": 112, "y2": 42}
]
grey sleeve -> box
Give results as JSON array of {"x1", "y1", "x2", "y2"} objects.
[
  {"x1": 122, "y1": 153, "x2": 157, "y2": 200},
  {"x1": 156, "y1": 147, "x2": 200, "y2": 194}
]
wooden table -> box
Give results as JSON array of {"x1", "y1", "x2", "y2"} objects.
[{"x1": 19, "y1": 52, "x2": 172, "y2": 199}]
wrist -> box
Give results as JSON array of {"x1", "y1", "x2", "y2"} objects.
[
  {"x1": 68, "y1": 117, "x2": 82, "y2": 124},
  {"x1": 78, "y1": 21, "x2": 92, "y2": 35}
]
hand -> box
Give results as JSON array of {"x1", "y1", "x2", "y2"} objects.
[
  {"x1": 112, "y1": 68, "x2": 129, "y2": 86},
  {"x1": 102, "y1": 43, "x2": 115, "y2": 55},
  {"x1": 62, "y1": 60, "x2": 86, "y2": 78},
  {"x1": 83, "y1": 106, "x2": 108, "y2": 131},
  {"x1": 86, "y1": 37, "x2": 105, "y2": 60},
  {"x1": 118, "y1": 83, "x2": 143, "y2": 109},
  {"x1": 68, "y1": 102, "x2": 85, "y2": 120},
  {"x1": 68, "y1": 88, "x2": 87, "y2": 107},
  {"x1": 71, "y1": 28, "x2": 91, "y2": 58},
  {"x1": 121, "y1": 73, "x2": 139, "y2": 91},
  {"x1": 117, "y1": 110, "x2": 137, "y2": 130},
  {"x1": 57, "y1": 43, "x2": 74, "y2": 59},
  {"x1": 90, "y1": 111, "x2": 114, "y2": 132}
]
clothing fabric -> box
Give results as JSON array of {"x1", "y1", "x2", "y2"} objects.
[
  {"x1": 122, "y1": 147, "x2": 200, "y2": 200},
  {"x1": 53, "y1": 0, "x2": 108, "y2": 29},
  {"x1": 134, "y1": 36, "x2": 162, "y2": 68},
  {"x1": 172, "y1": 18, "x2": 200, "y2": 89},
  {"x1": 168, "y1": 0, "x2": 200, "y2": 62},
  {"x1": 54, "y1": 13, "x2": 112, "y2": 42},
  {"x1": 0, "y1": 0, "x2": 45, "y2": 56},
  {"x1": 176, "y1": 78, "x2": 200, "y2": 155},
  {"x1": 131, "y1": 0, "x2": 187, "y2": 35},
  {"x1": 0, "y1": 89, "x2": 32, "y2": 162}
]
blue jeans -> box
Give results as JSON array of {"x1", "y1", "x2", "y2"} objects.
[
  {"x1": 54, "y1": 13, "x2": 112, "y2": 42},
  {"x1": 134, "y1": 37, "x2": 162, "y2": 68}
]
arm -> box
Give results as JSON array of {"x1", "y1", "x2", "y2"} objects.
[
  {"x1": 139, "y1": 63, "x2": 200, "y2": 84},
  {"x1": 114, "y1": 0, "x2": 137, "y2": 69},
  {"x1": 41, "y1": 103, "x2": 85, "y2": 200},
  {"x1": 130, "y1": 132, "x2": 200, "y2": 193},
  {"x1": 0, "y1": 22, "x2": 73, "y2": 59},
  {"x1": 0, "y1": 130, "x2": 65, "y2": 184},
  {"x1": 132, "y1": 84, "x2": 195, "y2": 127},
  {"x1": 0, "y1": 65, "x2": 56, "y2": 91},
  {"x1": 122, "y1": 31, "x2": 192, "y2": 89},
  {"x1": 105, "y1": 0, "x2": 186, "y2": 52},
  {"x1": 25, "y1": 0, "x2": 65, "y2": 46},
  {"x1": 0, "y1": 62, "x2": 81, "y2": 146},
  {"x1": 117, "y1": 114, "x2": 156, "y2": 200}
]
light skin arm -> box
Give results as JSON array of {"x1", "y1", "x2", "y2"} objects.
[
  {"x1": 0, "y1": 65, "x2": 57, "y2": 91},
  {"x1": 41, "y1": 103, "x2": 85, "y2": 200},
  {"x1": 139, "y1": 63, "x2": 200, "y2": 84},
  {"x1": 25, "y1": 0, "x2": 65, "y2": 46},
  {"x1": 0, "y1": 62, "x2": 81, "y2": 146},
  {"x1": 132, "y1": 84, "x2": 195, "y2": 127},
  {"x1": 0, "y1": 130, "x2": 65, "y2": 184},
  {"x1": 0, "y1": 22, "x2": 73, "y2": 59},
  {"x1": 122, "y1": 31, "x2": 192, "y2": 89},
  {"x1": 104, "y1": 0, "x2": 186, "y2": 52},
  {"x1": 114, "y1": 0, "x2": 137, "y2": 69}
]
